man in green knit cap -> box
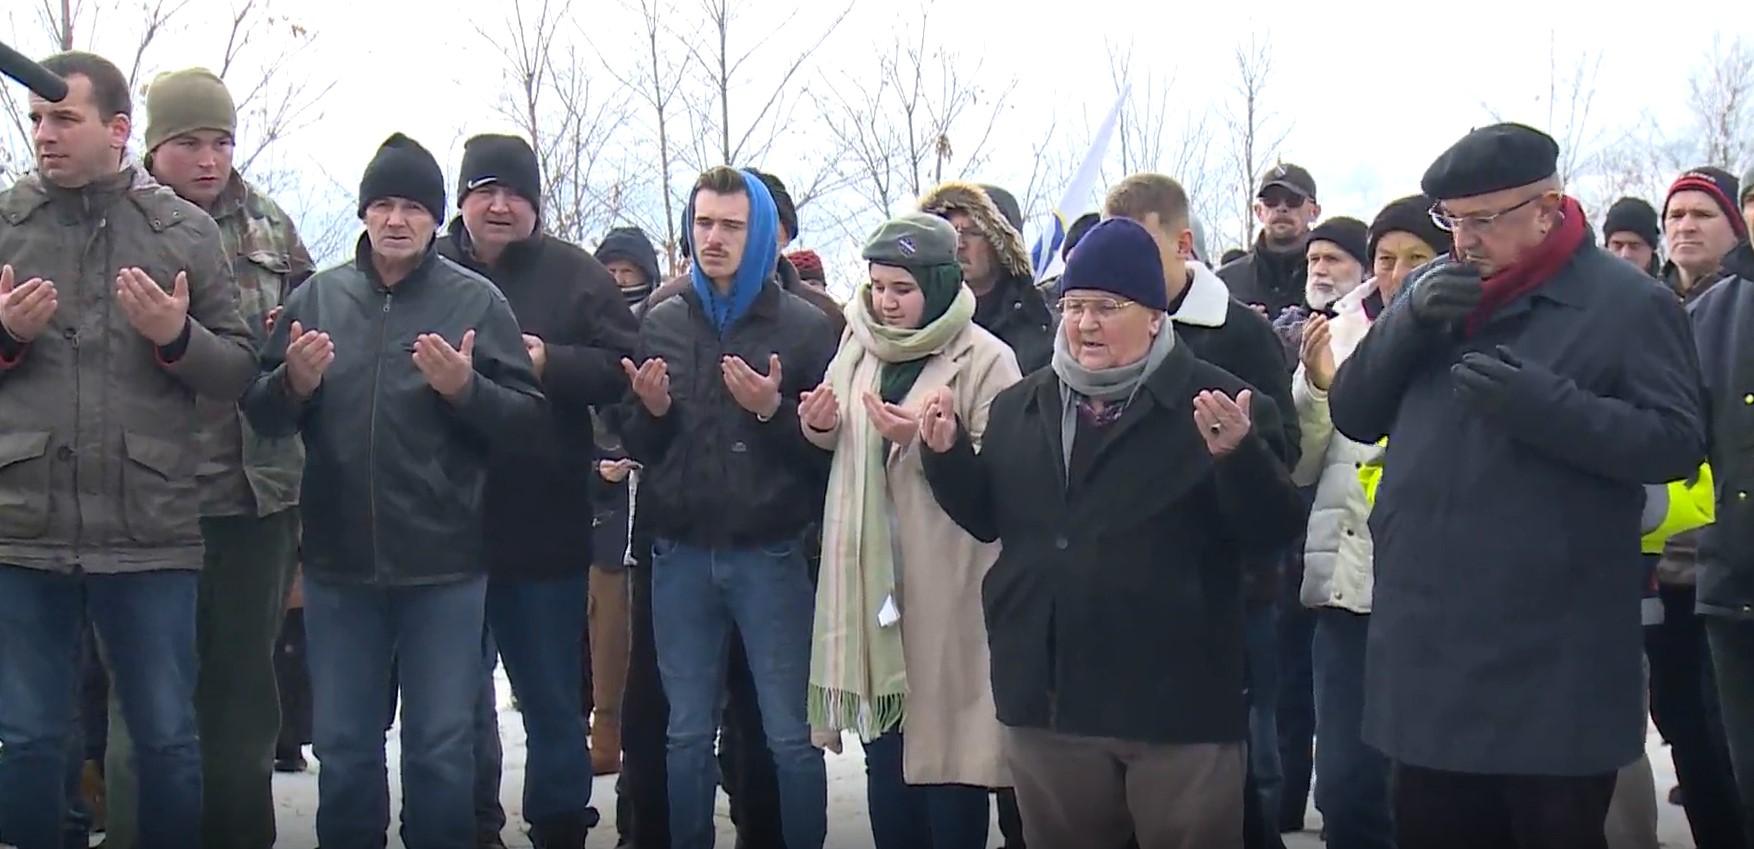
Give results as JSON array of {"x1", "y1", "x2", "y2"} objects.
[{"x1": 104, "y1": 66, "x2": 313, "y2": 849}]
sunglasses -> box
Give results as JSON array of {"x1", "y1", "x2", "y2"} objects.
[{"x1": 1258, "y1": 190, "x2": 1308, "y2": 210}]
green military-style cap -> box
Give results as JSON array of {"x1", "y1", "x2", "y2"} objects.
[{"x1": 862, "y1": 211, "x2": 959, "y2": 269}]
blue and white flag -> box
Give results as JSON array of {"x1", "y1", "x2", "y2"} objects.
[{"x1": 1030, "y1": 88, "x2": 1128, "y2": 282}]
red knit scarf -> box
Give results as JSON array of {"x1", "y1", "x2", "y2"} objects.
[{"x1": 1465, "y1": 195, "x2": 1587, "y2": 336}]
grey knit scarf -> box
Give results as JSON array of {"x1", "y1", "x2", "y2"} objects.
[{"x1": 1050, "y1": 323, "x2": 1176, "y2": 473}]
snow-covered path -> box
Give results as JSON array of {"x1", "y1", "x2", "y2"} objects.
[{"x1": 268, "y1": 669, "x2": 1702, "y2": 848}]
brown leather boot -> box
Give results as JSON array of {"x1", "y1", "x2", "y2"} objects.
[
  {"x1": 81, "y1": 759, "x2": 107, "y2": 832},
  {"x1": 591, "y1": 712, "x2": 622, "y2": 775}
]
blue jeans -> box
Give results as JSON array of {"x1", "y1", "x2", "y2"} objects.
[
  {"x1": 1245, "y1": 602, "x2": 1284, "y2": 848},
  {"x1": 863, "y1": 731, "x2": 991, "y2": 849},
  {"x1": 484, "y1": 573, "x2": 594, "y2": 825},
  {"x1": 652, "y1": 538, "x2": 826, "y2": 849},
  {"x1": 1312, "y1": 608, "x2": 1393, "y2": 849},
  {"x1": 304, "y1": 575, "x2": 486, "y2": 849},
  {"x1": 0, "y1": 566, "x2": 200, "y2": 849}
]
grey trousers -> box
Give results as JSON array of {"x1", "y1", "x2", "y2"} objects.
[{"x1": 1002, "y1": 725, "x2": 1245, "y2": 849}]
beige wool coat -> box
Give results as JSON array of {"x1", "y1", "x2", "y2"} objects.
[{"x1": 805, "y1": 320, "x2": 1022, "y2": 787}]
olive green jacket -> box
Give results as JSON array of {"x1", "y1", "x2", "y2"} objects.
[
  {"x1": 196, "y1": 173, "x2": 312, "y2": 516},
  {"x1": 0, "y1": 166, "x2": 256, "y2": 573}
]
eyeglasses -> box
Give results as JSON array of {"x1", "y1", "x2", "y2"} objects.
[
  {"x1": 1057, "y1": 296, "x2": 1137, "y2": 320},
  {"x1": 954, "y1": 228, "x2": 987, "y2": 244},
  {"x1": 1258, "y1": 190, "x2": 1307, "y2": 210},
  {"x1": 1429, "y1": 195, "x2": 1542, "y2": 233}
]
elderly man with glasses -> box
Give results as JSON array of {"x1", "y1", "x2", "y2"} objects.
[{"x1": 1328, "y1": 122, "x2": 1707, "y2": 849}]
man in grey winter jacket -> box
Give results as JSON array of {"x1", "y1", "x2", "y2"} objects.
[{"x1": 0, "y1": 51, "x2": 256, "y2": 849}]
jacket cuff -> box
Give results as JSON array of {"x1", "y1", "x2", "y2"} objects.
[
  {"x1": 0, "y1": 329, "x2": 25, "y2": 368},
  {"x1": 154, "y1": 318, "x2": 194, "y2": 365}
]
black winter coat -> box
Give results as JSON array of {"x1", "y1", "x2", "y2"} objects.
[
  {"x1": 1689, "y1": 241, "x2": 1754, "y2": 620},
  {"x1": 921, "y1": 340, "x2": 1305, "y2": 744},
  {"x1": 245, "y1": 236, "x2": 546, "y2": 586},
  {"x1": 1217, "y1": 238, "x2": 1308, "y2": 319},
  {"x1": 975, "y1": 271, "x2": 1054, "y2": 375},
  {"x1": 438, "y1": 223, "x2": 639, "y2": 580},
  {"x1": 1329, "y1": 242, "x2": 1706, "y2": 775},
  {"x1": 621, "y1": 279, "x2": 836, "y2": 548}
]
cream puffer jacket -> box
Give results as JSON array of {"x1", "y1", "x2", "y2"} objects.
[{"x1": 1293, "y1": 281, "x2": 1382, "y2": 614}]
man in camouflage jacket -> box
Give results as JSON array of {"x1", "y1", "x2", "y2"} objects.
[{"x1": 95, "y1": 67, "x2": 315, "y2": 849}]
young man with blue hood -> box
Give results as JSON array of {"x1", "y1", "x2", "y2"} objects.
[{"x1": 618, "y1": 165, "x2": 837, "y2": 849}]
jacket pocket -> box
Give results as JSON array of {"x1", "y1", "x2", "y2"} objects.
[
  {"x1": 0, "y1": 430, "x2": 54, "y2": 538},
  {"x1": 121, "y1": 430, "x2": 197, "y2": 545}
]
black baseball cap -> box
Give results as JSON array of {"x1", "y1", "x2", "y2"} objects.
[{"x1": 1257, "y1": 163, "x2": 1317, "y2": 201}]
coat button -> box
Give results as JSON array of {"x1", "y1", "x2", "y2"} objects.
[
  {"x1": 62, "y1": 327, "x2": 77, "y2": 340},
  {"x1": 1744, "y1": 393, "x2": 1753, "y2": 405},
  {"x1": 1334, "y1": 591, "x2": 1345, "y2": 601},
  {"x1": 731, "y1": 441, "x2": 748, "y2": 454},
  {"x1": 1054, "y1": 535, "x2": 1069, "y2": 550},
  {"x1": 56, "y1": 446, "x2": 74, "y2": 461}
]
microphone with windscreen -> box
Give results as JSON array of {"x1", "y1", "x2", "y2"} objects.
[{"x1": 0, "y1": 41, "x2": 69, "y2": 102}]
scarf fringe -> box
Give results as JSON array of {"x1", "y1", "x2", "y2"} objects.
[{"x1": 809, "y1": 685, "x2": 906, "y2": 743}]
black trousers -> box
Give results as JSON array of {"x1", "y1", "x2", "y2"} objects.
[
  {"x1": 1275, "y1": 576, "x2": 1316, "y2": 831},
  {"x1": 621, "y1": 563, "x2": 671, "y2": 848},
  {"x1": 1647, "y1": 584, "x2": 1746, "y2": 849},
  {"x1": 274, "y1": 607, "x2": 312, "y2": 754},
  {"x1": 1392, "y1": 763, "x2": 1617, "y2": 849},
  {"x1": 619, "y1": 565, "x2": 786, "y2": 849}
]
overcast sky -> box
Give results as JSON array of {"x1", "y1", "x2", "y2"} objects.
[{"x1": 5, "y1": 0, "x2": 1753, "y2": 270}]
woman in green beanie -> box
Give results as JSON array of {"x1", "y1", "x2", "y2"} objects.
[{"x1": 798, "y1": 211, "x2": 1022, "y2": 849}]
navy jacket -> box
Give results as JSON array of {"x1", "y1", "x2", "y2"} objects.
[{"x1": 1329, "y1": 242, "x2": 1705, "y2": 775}]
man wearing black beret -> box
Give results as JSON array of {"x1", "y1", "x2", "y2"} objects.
[{"x1": 1327, "y1": 122, "x2": 1708, "y2": 849}]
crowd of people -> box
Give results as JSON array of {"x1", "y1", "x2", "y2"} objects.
[{"x1": 0, "y1": 46, "x2": 1752, "y2": 849}]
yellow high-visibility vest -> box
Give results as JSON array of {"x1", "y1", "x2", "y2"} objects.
[
  {"x1": 1641, "y1": 464, "x2": 1716, "y2": 554},
  {"x1": 1359, "y1": 450, "x2": 1715, "y2": 555}
]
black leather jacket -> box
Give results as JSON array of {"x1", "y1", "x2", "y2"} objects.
[{"x1": 244, "y1": 236, "x2": 545, "y2": 585}]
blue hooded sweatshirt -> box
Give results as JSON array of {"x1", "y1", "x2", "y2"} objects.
[{"x1": 687, "y1": 170, "x2": 779, "y2": 335}]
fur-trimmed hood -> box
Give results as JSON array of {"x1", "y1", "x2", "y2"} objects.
[{"x1": 919, "y1": 181, "x2": 1032, "y2": 281}]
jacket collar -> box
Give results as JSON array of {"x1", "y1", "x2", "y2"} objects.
[
  {"x1": 1723, "y1": 240, "x2": 1754, "y2": 280},
  {"x1": 680, "y1": 273, "x2": 784, "y2": 326},
  {"x1": 354, "y1": 232, "x2": 440, "y2": 292},
  {"x1": 1025, "y1": 330, "x2": 1197, "y2": 489},
  {"x1": 444, "y1": 217, "x2": 545, "y2": 274},
  {"x1": 1170, "y1": 262, "x2": 1231, "y2": 328}
]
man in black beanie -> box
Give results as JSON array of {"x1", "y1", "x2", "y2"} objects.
[
  {"x1": 243, "y1": 131, "x2": 547, "y2": 849},
  {"x1": 434, "y1": 132, "x2": 638, "y2": 849},
  {"x1": 1305, "y1": 217, "x2": 1369, "y2": 312},
  {"x1": 1329, "y1": 122, "x2": 1706, "y2": 849},
  {"x1": 1604, "y1": 197, "x2": 1662, "y2": 278}
]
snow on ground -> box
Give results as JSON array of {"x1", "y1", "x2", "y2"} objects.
[{"x1": 268, "y1": 667, "x2": 1703, "y2": 848}]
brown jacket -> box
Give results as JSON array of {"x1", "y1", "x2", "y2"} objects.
[{"x1": 0, "y1": 167, "x2": 256, "y2": 574}]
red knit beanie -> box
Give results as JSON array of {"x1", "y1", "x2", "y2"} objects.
[{"x1": 787, "y1": 249, "x2": 826, "y2": 282}]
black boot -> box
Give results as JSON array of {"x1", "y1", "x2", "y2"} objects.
[{"x1": 529, "y1": 809, "x2": 599, "y2": 849}]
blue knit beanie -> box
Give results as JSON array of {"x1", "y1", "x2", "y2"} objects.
[{"x1": 1057, "y1": 218, "x2": 1169, "y2": 312}]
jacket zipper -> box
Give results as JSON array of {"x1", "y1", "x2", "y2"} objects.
[
  {"x1": 368, "y1": 291, "x2": 392, "y2": 583},
  {"x1": 69, "y1": 203, "x2": 107, "y2": 567}
]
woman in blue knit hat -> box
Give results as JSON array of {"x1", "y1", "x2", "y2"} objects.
[{"x1": 914, "y1": 217, "x2": 1305, "y2": 848}]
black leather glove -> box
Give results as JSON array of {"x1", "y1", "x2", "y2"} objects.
[
  {"x1": 1410, "y1": 262, "x2": 1484, "y2": 328},
  {"x1": 1451, "y1": 346, "x2": 1543, "y2": 415}
]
